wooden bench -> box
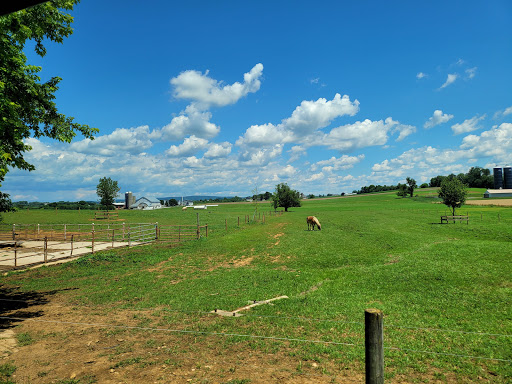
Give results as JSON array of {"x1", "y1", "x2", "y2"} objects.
[{"x1": 440, "y1": 215, "x2": 468, "y2": 224}]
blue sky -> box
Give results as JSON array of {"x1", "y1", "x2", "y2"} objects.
[{"x1": 4, "y1": 0, "x2": 512, "y2": 201}]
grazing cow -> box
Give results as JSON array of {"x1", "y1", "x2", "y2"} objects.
[{"x1": 307, "y1": 216, "x2": 321, "y2": 231}]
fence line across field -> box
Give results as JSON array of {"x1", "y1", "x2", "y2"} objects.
[{"x1": 0, "y1": 307, "x2": 509, "y2": 383}]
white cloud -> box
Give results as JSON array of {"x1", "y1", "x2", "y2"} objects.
[
  {"x1": 236, "y1": 94, "x2": 360, "y2": 147},
  {"x1": 460, "y1": 123, "x2": 512, "y2": 162},
  {"x1": 170, "y1": 63, "x2": 263, "y2": 108},
  {"x1": 159, "y1": 105, "x2": 220, "y2": 141},
  {"x1": 440, "y1": 73, "x2": 458, "y2": 89},
  {"x1": 504, "y1": 106, "x2": 512, "y2": 116},
  {"x1": 283, "y1": 93, "x2": 360, "y2": 135},
  {"x1": 424, "y1": 110, "x2": 454, "y2": 129},
  {"x1": 312, "y1": 155, "x2": 364, "y2": 172},
  {"x1": 165, "y1": 136, "x2": 209, "y2": 157},
  {"x1": 288, "y1": 145, "x2": 307, "y2": 162},
  {"x1": 235, "y1": 123, "x2": 289, "y2": 147},
  {"x1": 323, "y1": 117, "x2": 405, "y2": 152},
  {"x1": 451, "y1": 115, "x2": 486, "y2": 135},
  {"x1": 416, "y1": 72, "x2": 427, "y2": 79},
  {"x1": 70, "y1": 125, "x2": 153, "y2": 156},
  {"x1": 239, "y1": 144, "x2": 283, "y2": 166},
  {"x1": 204, "y1": 142, "x2": 232, "y2": 158},
  {"x1": 465, "y1": 67, "x2": 477, "y2": 79}
]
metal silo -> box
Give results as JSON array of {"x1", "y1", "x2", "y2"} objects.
[
  {"x1": 493, "y1": 167, "x2": 503, "y2": 189},
  {"x1": 125, "y1": 192, "x2": 133, "y2": 209},
  {"x1": 504, "y1": 167, "x2": 512, "y2": 189}
]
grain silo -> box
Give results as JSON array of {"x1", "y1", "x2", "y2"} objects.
[
  {"x1": 125, "y1": 192, "x2": 136, "y2": 209},
  {"x1": 504, "y1": 167, "x2": 512, "y2": 189},
  {"x1": 493, "y1": 167, "x2": 503, "y2": 189}
]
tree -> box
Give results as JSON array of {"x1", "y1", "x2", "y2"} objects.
[
  {"x1": 396, "y1": 183, "x2": 408, "y2": 197},
  {"x1": 438, "y1": 178, "x2": 468, "y2": 215},
  {"x1": 271, "y1": 183, "x2": 301, "y2": 212},
  {"x1": 406, "y1": 177, "x2": 417, "y2": 197},
  {"x1": 96, "y1": 177, "x2": 120, "y2": 210},
  {"x1": 168, "y1": 198, "x2": 178, "y2": 206},
  {"x1": 0, "y1": 0, "x2": 97, "y2": 214}
]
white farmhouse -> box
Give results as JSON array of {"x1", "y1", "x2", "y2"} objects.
[{"x1": 129, "y1": 196, "x2": 162, "y2": 210}]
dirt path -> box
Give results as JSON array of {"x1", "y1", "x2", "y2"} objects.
[{"x1": 0, "y1": 296, "x2": 363, "y2": 383}]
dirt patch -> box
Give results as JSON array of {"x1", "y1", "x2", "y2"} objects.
[
  {"x1": 466, "y1": 199, "x2": 512, "y2": 206},
  {"x1": 0, "y1": 298, "x2": 362, "y2": 383}
]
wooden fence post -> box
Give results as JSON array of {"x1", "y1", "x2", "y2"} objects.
[
  {"x1": 155, "y1": 222, "x2": 159, "y2": 240},
  {"x1": 64, "y1": 224, "x2": 67, "y2": 240},
  {"x1": 71, "y1": 234, "x2": 74, "y2": 256},
  {"x1": 12, "y1": 224, "x2": 15, "y2": 241},
  {"x1": 14, "y1": 241, "x2": 17, "y2": 267},
  {"x1": 178, "y1": 226, "x2": 181, "y2": 242},
  {"x1": 365, "y1": 308, "x2": 384, "y2": 384},
  {"x1": 44, "y1": 237, "x2": 48, "y2": 263},
  {"x1": 92, "y1": 228, "x2": 95, "y2": 254},
  {"x1": 238, "y1": 217, "x2": 240, "y2": 227},
  {"x1": 206, "y1": 224, "x2": 208, "y2": 238}
]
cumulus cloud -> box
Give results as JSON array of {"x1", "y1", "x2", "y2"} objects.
[
  {"x1": 158, "y1": 105, "x2": 220, "y2": 141},
  {"x1": 440, "y1": 73, "x2": 458, "y2": 89},
  {"x1": 69, "y1": 125, "x2": 153, "y2": 156},
  {"x1": 416, "y1": 72, "x2": 427, "y2": 79},
  {"x1": 288, "y1": 145, "x2": 307, "y2": 162},
  {"x1": 323, "y1": 117, "x2": 406, "y2": 152},
  {"x1": 204, "y1": 142, "x2": 232, "y2": 158},
  {"x1": 451, "y1": 115, "x2": 486, "y2": 135},
  {"x1": 504, "y1": 106, "x2": 512, "y2": 116},
  {"x1": 424, "y1": 110, "x2": 454, "y2": 129},
  {"x1": 170, "y1": 63, "x2": 263, "y2": 108},
  {"x1": 312, "y1": 155, "x2": 364, "y2": 172},
  {"x1": 460, "y1": 123, "x2": 512, "y2": 162},
  {"x1": 239, "y1": 144, "x2": 283, "y2": 166},
  {"x1": 236, "y1": 93, "x2": 359, "y2": 147},
  {"x1": 165, "y1": 136, "x2": 209, "y2": 157}
]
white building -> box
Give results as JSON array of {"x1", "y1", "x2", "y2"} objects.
[
  {"x1": 129, "y1": 196, "x2": 162, "y2": 210},
  {"x1": 484, "y1": 189, "x2": 512, "y2": 198}
]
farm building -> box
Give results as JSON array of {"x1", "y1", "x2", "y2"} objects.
[
  {"x1": 129, "y1": 196, "x2": 162, "y2": 210},
  {"x1": 483, "y1": 189, "x2": 512, "y2": 198}
]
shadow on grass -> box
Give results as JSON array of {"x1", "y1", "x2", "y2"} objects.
[{"x1": 0, "y1": 286, "x2": 77, "y2": 329}]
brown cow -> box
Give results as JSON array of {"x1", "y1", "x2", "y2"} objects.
[{"x1": 307, "y1": 216, "x2": 321, "y2": 230}]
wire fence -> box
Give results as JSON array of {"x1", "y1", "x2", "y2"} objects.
[{"x1": 0, "y1": 298, "x2": 510, "y2": 367}]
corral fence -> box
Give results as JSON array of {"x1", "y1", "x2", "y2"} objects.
[
  {"x1": 0, "y1": 223, "x2": 158, "y2": 269},
  {"x1": 0, "y1": 222, "x2": 212, "y2": 269},
  {"x1": 157, "y1": 224, "x2": 208, "y2": 243}
]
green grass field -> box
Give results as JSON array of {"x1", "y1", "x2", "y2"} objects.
[{"x1": 1, "y1": 191, "x2": 511, "y2": 382}]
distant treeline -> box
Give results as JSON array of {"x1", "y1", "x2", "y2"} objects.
[
  {"x1": 353, "y1": 185, "x2": 399, "y2": 194},
  {"x1": 355, "y1": 166, "x2": 494, "y2": 195},
  {"x1": 429, "y1": 167, "x2": 493, "y2": 189},
  {"x1": 13, "y1": 201, "x2": 100, "y2": 210},
  {"x1": 195, "y1": 196, "x2": 247, "y2": 203}
]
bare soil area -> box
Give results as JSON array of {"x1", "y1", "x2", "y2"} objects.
[
  {"x1": 0, "y1": 296, "x2": 364, "y2": 383},
  {"x1": 465, "y1": 199, "x2": 512, "y2": 206}
]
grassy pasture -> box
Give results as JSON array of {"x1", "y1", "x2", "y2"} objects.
[{"x1": 1, "y1": 192, "x2": 511, "y2": 382}]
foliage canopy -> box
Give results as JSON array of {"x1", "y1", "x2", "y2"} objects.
[
  {"x1": 438, "y1": 178, "x2": 468, "y2": 215},
  {"x1": 96, "y1": 177, "x2": 120, "y2": 210},
  {"x1": 271, "y1": 183, "x2": 301, "y2": 212},
  {"x1": 0, "y1": 0, "x2": 97, "y2": 212}
]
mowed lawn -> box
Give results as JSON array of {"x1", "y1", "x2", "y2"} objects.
[{"x1": 1, "y1": 192, "x2": 511, "y2": 382}]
